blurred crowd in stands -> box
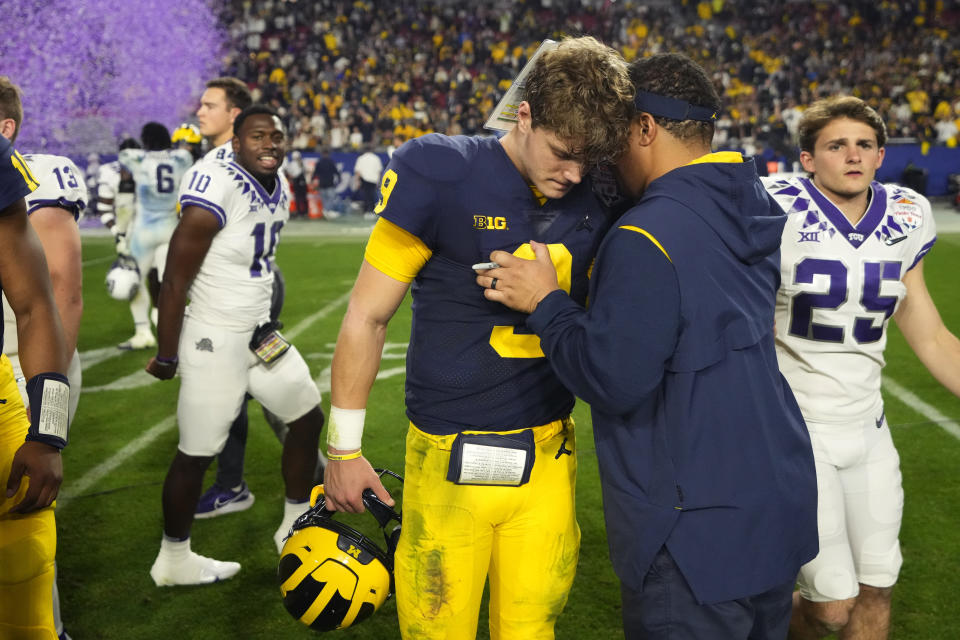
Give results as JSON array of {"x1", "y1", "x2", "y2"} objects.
[{"x1": 214, "y1": 0, "x2": 960, "y2": 161}]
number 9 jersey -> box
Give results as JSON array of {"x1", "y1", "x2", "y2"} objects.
[
  {"x1": 368, "y1": 134, "x2": 615, "y2": 435},
  {"x1": 177, "y1": 159, "x2": 289, "y2": 331},
  {"x1": 764, "y1": 176, "x2": 936, "y2": 422}
]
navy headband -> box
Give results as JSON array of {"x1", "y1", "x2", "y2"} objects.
[{"x1": 634, "y1": 90, "x2": 718, "y2": 122}]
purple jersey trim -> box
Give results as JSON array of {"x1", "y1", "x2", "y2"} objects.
[
  {"x1": 908, "y1": 236, "x2": 937, "y2": 271},
  {"x1": 26, "y1": 197, "x2": 84, "y2": 221},
  {"x1": 180, "y1": 195, "x2": 226, "y2": 227},
  {"x1": 227, "y1": 160, "x2": 283, "y2": 207},
  {"x1": 799, "y1": 177, "x2": 887, "y2": 249}
]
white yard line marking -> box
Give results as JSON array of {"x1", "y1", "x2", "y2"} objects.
[
  {"x1": 58, "y1": 416, "x2": 176, "y2": 508},
  {"x1": 82, "y1": 255, "x2": 115, "y2": 267},
  {"x1": 84, "y1": 369, "x2": 157, "y2": 392},
  {"x1": 284, "y1": 290, "x2": 352, "y2": 340},
  {"x1": 79, "y1": 345, "x2": 127, "y2": 370},
  {"x1": 883, "y1": 377, "x2": 960, "y2": 441},
  {"x1": 313, "y1": 364, "x2": 406, "y2": 394},
  {"x1": 59, "y1": 291, "x2": 384, "y2": 507}
]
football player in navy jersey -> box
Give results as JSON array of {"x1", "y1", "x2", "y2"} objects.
[
  {"x1": 0, "y1": 88, "x2": 72, "y2": 638},
  {"x1": 323, "y1": 37, "x2": 634, "y2": 639},
  {"x1": 1, "y1": 75, "x2": 86, "y2": 640}
]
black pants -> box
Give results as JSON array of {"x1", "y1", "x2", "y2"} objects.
[
  {"x1": 360, "y1": 179, "x2": 378, "y2": 213},
  {"x1": 292, "y1": 176, "x2": 308, "y2": 217},
  {"x1": 621, "y1": 546, "x2": 794, "y2": 640},
  {"x1": 214, "y1": 403, "x2": 248, "y2": 489}
]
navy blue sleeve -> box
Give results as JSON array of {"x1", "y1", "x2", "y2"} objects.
[
  {"x1": 527, "y1": 227, "x2": 681, "y2": 415},
  {"x1": 0, "y1": 137, "x2": 35, "y2": 211}
]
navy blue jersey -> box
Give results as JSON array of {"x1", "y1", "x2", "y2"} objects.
[
  {"x1": 0, "y1": 137, "x2": 35, "y2": 211},
  {"x1": 376, "y1": 134, "x2": 613, "y2": 434},
  {"x1": 0, "y1": 137, "x2": 39, "y2": 353}
]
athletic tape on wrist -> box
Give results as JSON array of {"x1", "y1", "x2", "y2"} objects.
[
  {"x1": 25, "y1": 372, "x2": 71, "y2": 449},
  {"x1": 326, "y1": 406, "x2": 365, "y2": 451}
]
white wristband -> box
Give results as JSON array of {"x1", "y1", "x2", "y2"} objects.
[{"x1": 326, "y1": 406, "x2": 365, "y2": 451}]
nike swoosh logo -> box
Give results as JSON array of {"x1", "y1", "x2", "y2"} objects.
[{"x1": 875, "y1": 411, "x2": 885, "y2": 428}]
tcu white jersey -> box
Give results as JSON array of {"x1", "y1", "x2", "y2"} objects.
[
  {"x1": 200, "y1": 141, "x2": 286, "y2": 173},
  {"x1": 177, "y1": 159, "x2": 289, "y2": 331},
  {"x1": 97, "y1": 160, "x2": 121, "y2": 200},
  {"x1": 2, "y1": 154, "x2": 87, "y2": 355},
  {"x1": 202, "y1": 140, "x2": 234, "y2": 164},
  {"x1": 119, "y1": 148, "x2": 193, "y2": 225},
  {"x1": 21, "y1": 154, "x2": 88, "y2": 219},
  {"x1": 764, "y1": 176, "x2": 937, "y2": 422}
]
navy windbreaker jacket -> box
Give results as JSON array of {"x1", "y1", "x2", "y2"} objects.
[{"x1": 527, "y1": 157, "x2": 818, "y2": 604}]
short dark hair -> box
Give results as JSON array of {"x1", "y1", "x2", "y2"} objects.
[
  {"x1": 141, "y1": 122, "x2": 171, "y2": 150},
  {"x1": 233, "y1": 104, "x2": 280, "y2": 137},
  {"x1": 0, "y1": 76, "x2": 24, "y2": 143},
  {"x1": 629, "y1": 53, "x2": 721, "y2": 147},
  {"x1": 119, "y1": 137, "x2": 141, "y2": 151},
  {"x1": 798, "y1": 96, "x2": 887, "y2": 153},
  {"x1": 206, "y1": 77, "x2": 252, "y2": 111}
]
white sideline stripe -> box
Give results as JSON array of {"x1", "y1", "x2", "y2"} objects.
[
  {"x1": 80, "y1": 346, "x2": 127, "y2": 370},
  {"x1": 61, "y1": 364, "x2": 410, "y2": 509},
  {"x1": 60, "y1": 291, "x2": 359, "y2": 507},
  {"x1": 82, "y1": 255, "x2": 114, "y2": 267},
  {"x1": 78, "y1": 290, "x2": 353, "y2": 383},
  {"x1": 84, "y1": 369, "x2": 157, "y2": 392},
  {"x1": 313, "y1": 364, "x2": 406, "y2": 394},
  {"x1": 883, "y1": 377, "x2": 960, "y2": 441},
  {"x1": 284, "y1": 290, "x2": 353, "y2": 341},
  {"x1": 58, "y1": 416, "x2": 177, "y2": 509}
]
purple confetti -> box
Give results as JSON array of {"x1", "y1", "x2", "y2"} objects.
[{"x1": 2, "y1": 0, "x2": 226, "y2": 155}]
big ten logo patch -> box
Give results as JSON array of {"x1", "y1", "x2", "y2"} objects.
[{"x1": 473, "y1": 215, "x2": 509, "y2": 230}]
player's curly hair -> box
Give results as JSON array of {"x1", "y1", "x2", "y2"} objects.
[
  {"x1": 628, "y1": 53, "x2": 720, "y2": 148},
  {"x1": 523, "y1": 36, "x2": 634, "y2": 166},
  {"x1": 798, "y1": 96, "x2": 887, "y2": 153},
  {"x1": 0, "y1": 76, "x2": 24, "y2": 143}
]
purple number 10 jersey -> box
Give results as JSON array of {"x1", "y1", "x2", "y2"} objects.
[{"x1": 177, "y1": 160, "x2": 289, "y2": 331}]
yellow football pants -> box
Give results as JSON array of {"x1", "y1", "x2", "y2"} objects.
[
  {"x1": 396, "y1": 418, "x2": 580, "y2": 640},
  {"x1": 0, "y1": 355, "x2": 57, "y2": 639}
]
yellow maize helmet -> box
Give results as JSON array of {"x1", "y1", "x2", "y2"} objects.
[
  {"x1": 278, "y1": 471, "x2": 402, "y2": 632},
  {"x1": 171, "y1": 123, "x2": 202, "y2": 145}
]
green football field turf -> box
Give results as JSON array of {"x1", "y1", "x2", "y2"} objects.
[{"x1": 54, "y1": 227, "x2": 960, "y2": 639}]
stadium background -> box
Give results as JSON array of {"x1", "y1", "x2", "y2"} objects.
[{"x1": 4, "y1": 0, "x2": 960, "y2": 637}]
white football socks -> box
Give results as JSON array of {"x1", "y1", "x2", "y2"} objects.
[
  {"x1": 150, "y1": 535, "x2": 241, "y2": 586},
  {"x1": 274, "y1": 499, "x2": 309, "y2": 553}
]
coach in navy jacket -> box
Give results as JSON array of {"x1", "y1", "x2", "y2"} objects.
[{"x1": 477, "y1": 54, "x2": 818, "y2": 638}]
